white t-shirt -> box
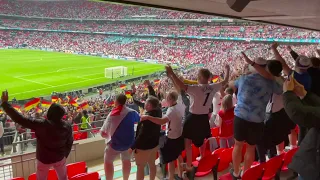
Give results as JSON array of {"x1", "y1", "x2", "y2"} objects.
[
  {"x1": 212, "y1": 92, "x2": 222, "y2": 115},
  {"x1": 187, "y1": 83, "x2": 222, "y2": 115},
  {"x1": 165, "y1": 103, "x2": 185, "y2": 139}
]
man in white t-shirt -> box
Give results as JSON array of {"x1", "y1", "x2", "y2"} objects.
[
  {"x1": 141, "y1": 91, "x2": 185, "y2": 180},
  {"x1": 165, "y1": 65, "x2": 230, "y2": 177}
]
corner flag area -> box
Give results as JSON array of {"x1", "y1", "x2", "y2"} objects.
[{"x1": 0, "y1": 49, "x2": 165, "y2": 100}]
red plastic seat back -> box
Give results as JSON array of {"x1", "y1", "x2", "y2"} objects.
[
  {"x1": 211, "y1": 127, "x2": 219, "y2": 137},
  {"x1": 28, "y1": 169, "x2": 57, "y2": 180},
  {"x1": 197, "y1": 153, "x2": 219, "y2": 172},
  {"x1": 10, "y1": 178, "x2": 25, "y2": 180},
  {"x1": 28, "y1": 173, "x2": 36, "y2": 180},
  {"x1": 70, "y1": 172, "x2": 99, "y2": 180},
  {"x1": 263, "y1": 154, "x2": 284, "y2": 179},
  {"x1": 217, "y1": 148, "x2": 233, "y2": 172},
  {"x1": 181, "y1": 150, "x2": 186, "y2": 160},
  {"x1": 242, "y1": 163, "x2": 265, "y2": 180},
  {"x1": 67, "y1": 161, "x2": 87, "y2": 179},
  {"x1": 213, "y1": 148, "x2": 225, "y2": 156},
  {"x1": 48, "y1": 169, "x2": 58, "y2": 180},
  {"x1": 282, "y1": 148, "x2": 299, "y2": 168}
]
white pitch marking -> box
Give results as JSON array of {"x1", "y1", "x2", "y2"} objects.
[
  {"x1": 11, "y1": 67, "x2": 164, "y2": 96},
  {"x1": 16, "y1": 65, "x2": 110, "y2": 78},
  {"x1": 14, "y1": 77, "x2": 54, "y2": 87}
]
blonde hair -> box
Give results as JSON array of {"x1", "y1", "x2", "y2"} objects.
[
  {"x1": 166, "y1": 90, "x2": 179, "y2": 102},
  {"x1": 221, "y1": 94, "x2": 233, "y2": 111}
]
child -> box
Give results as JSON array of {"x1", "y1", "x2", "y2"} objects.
[{"x1": 215, "y1": 94, "x2": 235, "y2": 148}]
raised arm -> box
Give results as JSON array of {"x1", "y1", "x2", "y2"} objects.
[
  {"x1": 166, "y1": 65, "x2": 187, "y2": 91},
  {"x1": 287, "y1": 46, "x2": 299, "y2": 60},
  {"x1": 131, "y1": 83, "x2": 145, "y2": 108},
  {"x1": 219, "y1": 65, "x2": 230, "y2": 87},
  {"x1": 241, "y1": 52, "x2": 274, "y2": 80},
  {"x1": 144, "y1": 80, "x2": 156, "y2": 97},
  {"x1": 271, "y1": 43, "x2": 291, "y2": 75},
  {"x1": 1, "y1": 91, "x2": 43, "y2": 130}
]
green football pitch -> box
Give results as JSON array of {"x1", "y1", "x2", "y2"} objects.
[{"x1": 0, "y1": 49, "x2": 165, "y2": 100}]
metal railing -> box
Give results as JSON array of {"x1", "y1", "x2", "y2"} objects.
[
  {"x1": 8, "y1": 119, "x2": 106, "y2": 155},
  {"x1": 0, "y1": 145, "x2": 77, "y2": 179}
]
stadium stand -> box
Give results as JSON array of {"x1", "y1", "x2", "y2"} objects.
[{"x1": 0, "y1": 0, "x2": 319, "y2": 180}]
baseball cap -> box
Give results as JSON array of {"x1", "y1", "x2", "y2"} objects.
[{"x1": 296, "y1": 55, "x2": 311, "y2": 70}]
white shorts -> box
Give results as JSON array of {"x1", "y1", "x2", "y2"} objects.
[{"x1": 104, "y1": 144, "x2": 131, "y2": 163}]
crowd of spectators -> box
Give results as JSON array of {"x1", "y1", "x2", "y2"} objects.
[
  {"x1": 0, "y1": 30, "x2": 318, "y2": 74},
  {"x1": 1, "y1": 19, "x2": 320, "y2": 39},
  {"x1": 0, "y1": 0, "x2": 215, "y2": 20}
]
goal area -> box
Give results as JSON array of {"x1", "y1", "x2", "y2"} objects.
[{"x1": 105, "y1": 66, "x2": 128, "y2": 79}]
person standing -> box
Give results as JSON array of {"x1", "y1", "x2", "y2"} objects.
[
  {"x1": 165, "y1": 64, "x2": 230, "y2": 178},
  {"x1": 272, "y1": 43, "x2": 312, "y2": 145},
  {"x1": 229, "y1": 53, "x2": 283, "y2": 179},
  {"x1": 100, "y1": 94, "x2": 140, "y2": 180},
  {"x1": 1, "y1": 91, "x2": 73, "y2": 180},
  {"x1": 131, "y1": 95, "x2": 162, "y2": 180},
  {"x1": 215, "y1": 94, "x2": 235, "y2": 148},
  {"x1": 283, "y1": 78, "x2": 320, "y2": 180},
  {"x1": 141, "y1": 91, "x2": 185, "y2": 180}
]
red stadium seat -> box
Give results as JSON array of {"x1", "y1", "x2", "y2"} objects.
[
  {"x1": 70, "y1": 172, "x2": 99, "y2": 180},
  {"x1": 262, "y1": 154, "x2": 284, "y2": 180},
  {"x1": 217, "y1": 148, "x2": 233, "y2": 172},
  {"x1": 212, "y1": 148, "x2": 225, "y2": 156},
  {"x1": 10, "y1": 178, "x2": 25, "y2": 180},
  {"x1": 209, "y1": 148, "x2": 233, "y2": 180},
  {"x1": 67, "y1": 161, "x2": 87, "y2": 179},
  {"x1": 282, "y1": 147, "x2": 299, "y2": 171},
  {"x1": 193, "y1": 153, "x2": 219, "y2": 177},
  {"x1": 211, "y1": 127, "x2": 219, "y2": 137},
  {"x1": 191, "y1": 144, "x2": 200, "y2": 162},
  {"x1": 219, "y1": 163, "x2": 265, "y2": 180},
  {"x1": 28, "y1": 169, "x2": 57, "y2": 180},
  {"x1": 180, "y1": 145, "x2": 200, "y2": 162}
]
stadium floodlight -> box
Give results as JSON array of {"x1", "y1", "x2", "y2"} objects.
[{"x1": 105, "y1": 66, "x2": 128, "y2": 79}]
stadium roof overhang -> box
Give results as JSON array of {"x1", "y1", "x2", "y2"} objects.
[{"x1": 108, "y1": 0, "x2": 320, "y2": 31}]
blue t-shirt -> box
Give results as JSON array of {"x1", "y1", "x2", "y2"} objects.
[
  {"x1": 235, "y1": 74, "x2": 282, "y2": 123},
  {"x1": 110, "y1": 111, "x2": 140, "y2": 151},
  {"x1": 292, "y1": 71, "x2": 312, "y2": 91}
]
